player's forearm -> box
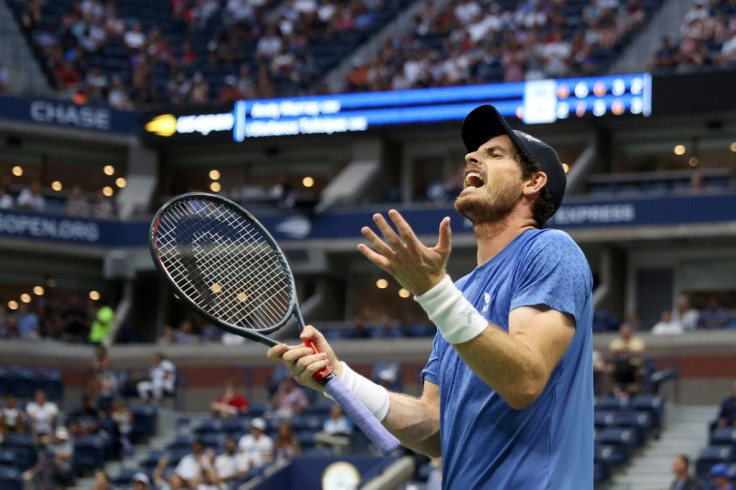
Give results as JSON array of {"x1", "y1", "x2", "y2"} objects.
[
  {"x1": 382, "y1": 392, "x2": 441, "y2": 457},
  {"x1": 454, "y1": 325, "x2": 548, "y2": 410}
]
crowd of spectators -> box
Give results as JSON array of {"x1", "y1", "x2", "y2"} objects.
[
  {"x1": 344, "y1": 0, "x2": 652, "y2": 92},
  {"x1": 11, "y1": 0, "x2": 408, "y2": 109},
  {"x1": 0, "y1": 294, "x2": 114, "y2": 344},
  {"x1": 0, "y1": 180, "x2": 116, "y2": 219},
  {"x1": 649, "y1": 0, "x2": 736, "y2": 73}
]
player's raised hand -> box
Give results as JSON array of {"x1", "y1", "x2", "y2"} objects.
[
  {"x1": 358, "y1": 209, "x2": 451, "y2": 295},
  {"x1": 266, "y1": 325, "x2": 342, "y2": 392}
]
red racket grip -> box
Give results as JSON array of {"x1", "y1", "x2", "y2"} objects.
[{"x1": 304, "y1": 338, "x2": 332, "y2": 381}]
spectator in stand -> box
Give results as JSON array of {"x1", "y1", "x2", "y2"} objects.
[
  {"x1": 0, "y1": 185, "x2": 14, "y2": 209},
  {"x1": 90, "y1": 190, "x2": 114, "y2": 219},
  {"x1": 271, "y1": 377, "x2": 308, "y2": 417},
  {"x1": 215, "y1": 436, "x2": 248, "y2": 484},
  {"x1": 26, "y1": 388, "x2": 58, "y2": 437},
  {"x1": 62, "y1": 296, "x2": 89, "y2": 343},
  {"x1": 699, "y1": 296, "x2": 729, "y2": 329},
  {"x1": 175, "y1": 438, "x2": 216, "y2": 488},
  {"x1": 211, "y1": 378, "x2": 249, "y2": 418},
  {"x1": 669, "y1": 454, "x2": 699, "y2": 490},
  {"x1": 110, "y1": 398, "x2": 133, "y2": 455},
  {"x1": 0, "y1": 60, "x2": 8, "y2": 92},
  {"x1": 0, "y1": 393, "x2": 27, "y2": 436},
  {"x1": 153, "y1": 455, "x2": 186, "y2": 490},
  {"x1": 136, "y1": 352, "x2": 177, "y2": 403},
  {"x1": 92, "y1": 469, "x2": 111, "y2": 490},
  {"x1": 709, "y1": 463, "x2": 734, "y2": 490},
  {"x1": 238, "y1": 418, "x2": 273, "y2": 469},
  {"x1": 88, "y1": 300, "x2": 115, "y2": 344},
  {"x1": 608, "y1": 323, "x2": 646, "y2": 396},
  {"x1": 273, "y1": 420, "x2": 301, "y2": 464},
  {"x1": 131, "y1": 473, "x2": 150, "y2": 490},
  {"x1": 17, "y1": 181, "x2": 45, "y2": 212},
  {"x1": 22, "y1": 426, "x2": 75, "y2": 488},
  {"x1": 174, "y1": 319, "x2": 198, "y2": 344},
  {"x1": 64, "y1": 185, "x2": 90, "y2": 217},
  {"x1": 17, "y1": 303, "x2": 41, "y2": 340},
  {"x1": 88, "y1": 344, "x2": 117, "y2": 397},
  {"x1": 218, "y1": 75, "x2": 245, "y2": 104},
  {"x1": 673, "y1": 294, "x2": 699, "y2": 331},
  {"x1": 315, "y1": 405, "x2": 353, "y2": 453},
  {"x1": 652, "y1": 310, "x2": 684, "y2": 335},
  {"x1": 717, "y1": 380, "x2": 736, "y2": 428}
]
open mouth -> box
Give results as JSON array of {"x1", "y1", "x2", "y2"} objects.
[{"x1": 464, "y1": 171, "x2": 485, "y2": 189}]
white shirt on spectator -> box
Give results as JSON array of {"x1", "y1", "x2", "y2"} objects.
[
  {"x1": 673, "y1": 309, "x2": 699, "y2": 331},
  {"x1": 323, "y1": 416, "x2": 352, "y2": 435},
  {"x1": 227, "y1": 0, "x2": 254, "y2": 21},
  {"x1": 652, "y1": 319, "x2": 684, "y2": 335},
  {"x1": 540, "y1": 41, "x2": 571, "y2": 76},
  {"x1": 0, "y1": 193, "x2": 13, "y2": 209},
  {"x1": 455, "y1": 1, "x2": 481, "y2": 24},
  {"x1": 17, "y1": 188, "x2": 45, "y2": 212},
  {"x1": 256, "y1": 35, "x2": 282, "y2": 58},
  {"x1": 722, "y1": 35, "x2": 736, "y2": 57},
  {"x1": 175, "y1": 453, "x2": 210, "y2": 481},
  {"x1": 215, "y1": 452, "x2": 249, "y2": 480},
  {"x1": 26, "y1": 401, "x2": 59, "y2": 434},
  {"x1": 153, "y1": 359, "x2": 176, "y2": 393},
  {"x1": 124, "y1": 29, "x2": 145, "y2": 49},
  {"x1": 238, "y1": 434, "x2": 273, "y2": 468},
  {"x1": 222, "y1": 332, "x2": 246, "y2": 346}
]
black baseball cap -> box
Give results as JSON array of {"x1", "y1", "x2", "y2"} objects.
[{"x1": 461, "y1": 105, "x2": 567, "y2": 215}]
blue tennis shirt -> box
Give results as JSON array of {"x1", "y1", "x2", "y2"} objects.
[{"x1": 421, "y1": 228, "x2": 594, "y2": 489}]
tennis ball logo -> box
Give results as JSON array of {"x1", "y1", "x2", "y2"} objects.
[{"x1": 145, "y1": 114, "x2": 177, "y2": 137}]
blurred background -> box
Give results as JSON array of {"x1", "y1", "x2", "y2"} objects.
[{"x1": 0, "y1": 0, "x2": 734, "y2": 488}]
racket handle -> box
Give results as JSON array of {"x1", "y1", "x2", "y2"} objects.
[
  {"x1": 323, "y1": 375, "x2": 401, "y2": 456},
  {"x1": 304, "y1": 338, "x2": 332, "y2": 380}
]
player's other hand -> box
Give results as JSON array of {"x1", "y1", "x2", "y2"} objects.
[
  {"x1": 358, "y1": 209, "x2": 451, "y2": 295},
  {"x1": 266, "y1": 325, "x2": 342, "y2": 392}
]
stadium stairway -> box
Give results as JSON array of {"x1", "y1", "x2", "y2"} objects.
[
  {"x1": 0, "y1": 0, "x2": 53, "y2": 96},
  {"x1": 608, "y1": 404, "x2": 716, "y2": 490},
  {"x1": 608, "y1": 0, "x2": 693, "y2": 74}
]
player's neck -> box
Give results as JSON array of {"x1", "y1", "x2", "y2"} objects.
[{"x1": 473, "y1": 215, "x2": 536, "y2": 266}]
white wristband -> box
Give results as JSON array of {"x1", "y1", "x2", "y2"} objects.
[
  {"x1": 327, "y1": 362, "x2": 390, "y2": 421},
  {"x1": 414, "y1": 275, "x2": 488, "y2": 344}
]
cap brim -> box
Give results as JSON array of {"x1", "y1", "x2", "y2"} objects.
[{"x1": 462, "y1": 105, "x2": 526, "y2": 155}]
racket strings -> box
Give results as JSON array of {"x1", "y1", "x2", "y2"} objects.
[{"x1": 155, "y1": 199, "x2": 292, "y2": 330}]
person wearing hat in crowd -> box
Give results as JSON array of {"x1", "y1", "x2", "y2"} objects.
[
  {"x1": 238, "y1": 417, "x2": 273, "y2": 469},
  {"x1": 131, "y1": 472, "x2": 150, "y2": 490},
  {"x1": 710, "y1": 463, "x2": 734, "y2": 490},
  {"x1": 23, "y1": 425, "x2": 75, "y2": 488},
  {"x1": 269, "y1": 105, "x2": 594, "y2": 488}
]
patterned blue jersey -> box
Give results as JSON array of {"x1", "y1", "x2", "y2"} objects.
[{"x1": 421, "y1": 228, "x2": 594, "y2": 489}]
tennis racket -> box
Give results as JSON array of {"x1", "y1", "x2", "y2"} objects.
[{"x1": 149, "y1": 192, "x2": 400, "y2": 455}]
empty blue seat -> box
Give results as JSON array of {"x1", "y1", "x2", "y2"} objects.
[
  {"x1": 9, "y1": 367, "x2": 36, "y2": 399},
  {"x1": 220, "y1": 417, "x2": 249, "y2": 436},
  {"x1": 0, "y1": 465, "x2": 22, "y2": 490},
  {"x1": 130, "y1": 405, "x2": 158, "y2": 441},
  {"x1": 695, "y1": 445, "x2": 735, "y2": 479},
  {"x1": 631, "y1": 394, "x2": 665, "y2": 429},
  {"x1": 166, "y1": 434, "x2": 192, "y2": 452},
  {"x1": 112, "y1": 467, "x2": 140, "y2": 486},
  {"x1": 595, "y1": 442, "x2": 630, "y2": 466},
  {"x1": 194, "y1": 418, "x2": 222, "y2": 437},
  {"x1": 0, "y1": 448, "x2": 18, "y2": 468},
  {"x1": 3, "y1": 433, "x2": 36, "y2": 470},
  {"x1": 36, "y1": 369, "x2": 64, "y2": 401},
  {"x1": 73, "y1": 435, "x2": 106, "y2": 474},
  {"x1": 711, "y1": 428, "x2": 736, "y2": 449},
  {"x1": 593, "y1": 460, "x2": 611, "y2": 485},
  {"x1": 595, "y1": 395, "x2": 631, "y2": 411}
]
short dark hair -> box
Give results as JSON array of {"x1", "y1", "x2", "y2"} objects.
[
  {"x1": 516, "y1": 153, "x2": 558, "y2": 227},
  {"x1": 676, "y1": 454, "x2": 690, "y2": 469}
]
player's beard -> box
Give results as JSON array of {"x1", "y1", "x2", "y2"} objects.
[{"x1": 454, "y1": 180, "x2": 521, "y2": 225}]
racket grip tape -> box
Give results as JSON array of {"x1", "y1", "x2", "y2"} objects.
[{"x1": 323, "y1": 376, "x2": 400, "y2": 455}]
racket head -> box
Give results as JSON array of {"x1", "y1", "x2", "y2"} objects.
[{"x1": 149, "y1": 192, "x2": 299, "y2": 343}]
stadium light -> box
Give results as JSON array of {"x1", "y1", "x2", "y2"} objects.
[
  {"x1": 398, "y1": 288, "x2": 411, "y2": 298},
  {"x1": 33, "y1": 286, "x2": 44, "y2": 296},
  {"x1": 730, "y1": 142, "x2": 736, "y2": 153},
  {"x1": 210, "y1": 182, "x2": 222, "y2": 192},
  {"x1": 103, "y1": 165, "x2": 115, "y2": 175},
  {"x1": 102, "y1": 186, "x2": 113, "y2": 197},
  {"x1": 20, "y1": 293, "x2": 31, "y2": 303},
  {"x1": 209, "y1": 169, "x2": 221, "y2": 180},
  {"x1": 51, "y1": 181, "x2": 62, "y2": 191},
  {"x1": 674, "y1": 145, "x2": 686, "y2": 156},
  {"x1": 7, "y1": 300, "x2": 18, "y2": 310},
  {"x1": 11, "y1": 166, "x2": 22, "y2": 177},
  {"x1": 376, "y1": 279, "x2": 388, "y2": 289},
  {"x1": 302, "y1": 176, "x2": 314, "y2": 188},
  {"x1": 89, "y1": 290, "x2": 100, "y2": 301}
]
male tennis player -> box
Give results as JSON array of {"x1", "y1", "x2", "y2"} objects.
[{"x1": 268, "y1": 104, "x2": 594, "y2": 488}]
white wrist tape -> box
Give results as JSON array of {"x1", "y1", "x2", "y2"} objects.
[
  {"x1": 327, "y1": 362, "x2": 390, "y2": 421},
  {"x1": 414, "y1": 275, "x2": 488, "y2": 344}
]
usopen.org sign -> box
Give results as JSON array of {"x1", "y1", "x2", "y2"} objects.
[{"x1": 0, "y1": 212, "x2": 100, "y2": 243}]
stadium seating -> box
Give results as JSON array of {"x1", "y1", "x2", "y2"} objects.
[
  {"x1": 73, "y1": 434, "x2": 107, "y2": 475},
  {"x1": 8, "y1": 0, "x2": 413, "y2": 106},
  {"x1": 0, "y1": 465, "x2": 23, "y2": 490},
  {"x1": 130, "y1": 404, "x2": 158, "y2": 442},
  {"x1": 695, "y1": 445, "x2": 735, "y2": 480}
]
